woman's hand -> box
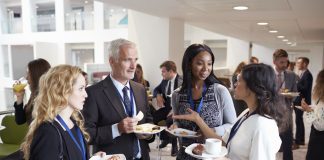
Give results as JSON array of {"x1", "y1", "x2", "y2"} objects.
[
  {"x1": 14, "y1": 89, "x2": 25, "y2": 105},
  {"x1": 172, "y1": 108, "x2": 201, "y2": 123},
  {"x1": 301, "y1": 98, "x2": 313, "y2": 112}
]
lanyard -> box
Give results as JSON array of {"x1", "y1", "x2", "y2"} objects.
[
  {"x1": 188, "y1": 84, "x2": 206, "y2": 113},
  {"x1": 226, "y1": 111, "x2": 256, "y2": 147},
  {"x1": 116, "y1": 86, "x2": 135, "y2": 117},
  {"x1": 56, "y1": 115, "x2": 86, "y2": 160}
]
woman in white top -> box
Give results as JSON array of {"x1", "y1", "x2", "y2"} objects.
[
  {"x1": 173, "y1": 63, "x2": 287, "y2": 160},
  {"x1": 301, "y1": 69, "x2": 324, "y2": 160}
]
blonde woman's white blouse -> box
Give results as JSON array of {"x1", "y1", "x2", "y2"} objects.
[{"x1": 305, "y1": 101, "x2": 324, "y2": 131}]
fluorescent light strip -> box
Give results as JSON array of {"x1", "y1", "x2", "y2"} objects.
[
  {"x1": 233, "y1": 6, "x2": 248, "y2": 10},
  {"x1": 257, "y1": 22, "x2": 268, "y2": 25}
]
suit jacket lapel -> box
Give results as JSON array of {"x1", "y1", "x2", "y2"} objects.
[{"x1": 102, "y1": 76, "x2": 127, "y2": 118}]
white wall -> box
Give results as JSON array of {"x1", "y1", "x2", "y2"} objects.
[
  {"x1": 185, "y1": 24, "x2": 250, "y2": 73},
  {"x1": 252, "y1": 43, "x2": 275, "y2": 66},
  {"x1": 128, "y1": 10, "x2": 170, "y2": 90},
  {"x1": 11, "y1": 45, "x2": 34, "y2": 79}
]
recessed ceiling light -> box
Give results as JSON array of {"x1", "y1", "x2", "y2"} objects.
[
  {"x1": 287, "y1": 42, "x2": 292, "y2": 45},
  {"x1": 110, "y1": 9, "x2": 114, "y2": 13},
  {"x1": 233, "y1": 6, "x2": 248, "y2": 11},
  {"x1": 85, "y1": 1, "x2": 88, "y2": 4},
  {"x1": 269, "y1": 30, "x2": 278, "y2": 33},
  {"x1": 277, "y1": 36, "x2": 285, "y2": 38},
  {"x1": 257, "y1": 22, "x2": 268, "y2": 26},
  {"x1": 282, "y1": 39, "x2": 288, "y2": 42},
  {"x1": 122, "y1": 9, "x2": 126, "y2": 12}
]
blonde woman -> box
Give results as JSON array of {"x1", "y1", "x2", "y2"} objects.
[
  {"x1": 21, "y1": 65, "x2": 103, "y2": 160},
  {"x1": 301, "y1": 69, "x2": 324, "y2": 160}
]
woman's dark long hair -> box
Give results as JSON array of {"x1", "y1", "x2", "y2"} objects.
[
  {"x1": 25, "y1": 58, "x2": 51, "y2": 124},
  {"x1": 241, "y1": 63, "x2": 288, "y2": 132},
  {"x1": 180, "y1": 44, "x2": 222, "y2": 93}
]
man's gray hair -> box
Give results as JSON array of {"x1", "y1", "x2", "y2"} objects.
[{"x1": 108, "y1": 38, "x2": 136, "y2": 60}]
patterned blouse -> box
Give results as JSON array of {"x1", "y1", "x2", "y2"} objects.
[{"x1": 172, "y1": 83, "x2": 236, "y2": 160}]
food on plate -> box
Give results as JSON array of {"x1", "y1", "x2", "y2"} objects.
[
  {"x1": 282, "y1": 89, "x2": 289, "y2": 93},
  {"x1": 152, "y1": 126, "x2": 160, "y2": 131},
  {"x1": 106, "y1": 155, "x2": 120, "y2": 160},
  {"x1": 135, "y1": 124, "x2": 160, "y2": 132},
  {"x1": 192, "y1": 144, "x2": 204, "y2": 155}
]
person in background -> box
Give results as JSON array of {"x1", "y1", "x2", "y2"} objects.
[
  {"x1": 174, "y1": 63, "x2": 286, "y2": 160},
  {"x1": 249, "y1": 56, "x2": 259, "y2": 64},
  {"x1": 273, "y1": 49, "x2": 298, "y2": 160},
  {"x1": 171, "y1": 44, "x2": 236, "y2": 160},
  {"x1": 21, "y1": 65, "x2": 105, "y2": 160},
  {"x1": 301, "y1": 69, "x2": 324, "y2": 160},
  {"x1": 81, "y1": 71, "x2": 89, "y2": 87},
  {"x1": 82, "y1": 39, "x2": 153, "y2": 160},
  {"x1": 232, "y1": 61, "x2": 248, "y2": 116},
  {"x1": 13, "y1": 58, "x2": 51, "y2": 125},
  {"x1": 153, "y1": 60, "x2": 183, "y2": 156},
  {"x1": 3, "y1": 59, "x2": 51, "y2": 160},
  {"x1": 293, "y1": 57, "x2": 313, "y2": 148},
  {"x1": 132, "y1": 64, "x2": 150, "y2": 90},
  {"x1": 287, "y1": 60, "x2": 296, "y2": 72}
]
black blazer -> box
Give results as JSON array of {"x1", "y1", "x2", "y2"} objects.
[
  {"x1": 82, "y1": 76, "x2": 153, "y2": 160},
  {"x1": 153, "y1": 74, "x2": 183, "y2": 108},
  {"x1": 294, "y1": 69, "x2": 313, "y2": 105},
  {"x1": 30, "y1": 121, "x2": 89, "y2": 160}
]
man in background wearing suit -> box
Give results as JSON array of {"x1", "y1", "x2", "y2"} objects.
[
  {"x1": 153, "y1": 61, "x2": 182, "y2": 156},
  {"x1": 273, "y1": 49, "x2": 298, "y2": 160},
  {"x1": 294, "y1": 57, "x2": 313, "y2": 148},
  {"x1": 83, "y1": 39, "x2": 153, "y2": 160}
]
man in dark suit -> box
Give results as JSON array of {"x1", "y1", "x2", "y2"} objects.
[
  {"x1": 152, "y1": 61, "x2": 182, "y2": 156},
  {"x1": 273, "y1": 49, "x2": 298, "y2": 160},
  {"x1": 83, "y1": 39, "x2": 153, "y2": 160},
  {"x1": 294, "y1": 57, "x2": 313, "y2": 147}
]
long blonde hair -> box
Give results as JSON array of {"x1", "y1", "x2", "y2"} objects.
[
  {"x1": 313, "y1": 69, "x2": 324, "y2": 102},
  {"x1": 21, "y1": 65, "x2": 90, "y2": 159}
]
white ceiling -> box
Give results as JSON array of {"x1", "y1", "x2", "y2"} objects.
[{"x1": 102, "y1": 0, "x2": 324, "y2": 50}]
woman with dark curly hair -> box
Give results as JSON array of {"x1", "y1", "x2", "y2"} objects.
[{"x1": 174, "y1": 63, "x2": 287, "y2": 160}]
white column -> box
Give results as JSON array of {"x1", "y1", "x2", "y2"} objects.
[
  {"x1": 169, "y1": 18, "x2": 185, "y2": 74},
  {"x1": 0, "y1": 2, "x2": 8, "y2": 34},
  {"x1": 55, "y1": 0, "x2": 65, "y2": 32},
  {"x1": 94, "y1": 41, "x2": 105, "y2": 64},
  {"x1": 94, "y1": 0, "x2": 104, "y2": 30},
  {"x1": 21, "y1": 0, "x2": 36, "y2": 33}
]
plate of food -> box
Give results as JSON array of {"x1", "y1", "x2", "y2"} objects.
[
  {"x1": 166, "y1": 128, "x2": 200, "y2": 138},
  {"x1": 134, "y1": 123, "x2": 164, "y2": 134},
  {"x1": 280, "y1": 92, "x2": 300, "y2": 97},
  {"x1": 185, "y1": 143, "x2": 228, "y2": 159},
  {"x1": 89, "y1": 154, "x2": 126, "y2": 160}
]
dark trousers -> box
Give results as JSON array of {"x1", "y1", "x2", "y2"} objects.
[
  {"x1": 306, "y1": 125, "x2": 324, "y2": 160},
  {"x1": 280, "y1": 127, "x2": 293, "y2": 160},
  {"x1": 294, "y1": 108, "x2": 305, "y2": 144}
]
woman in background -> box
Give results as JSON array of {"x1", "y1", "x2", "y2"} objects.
[
  {"x1": 174, "y1": 63, "x2": 287, "y2": 160},
  {"x1": 14, "y1": 58, "x2": 51, "y2": 125},
  {"x1": 171, "y1": 44, "x2": 236, "y2": 160},
  {"x1": 21, "y1": 65, "x2": 104, "y2": 160},
  {"x1": 301, "y1": 69, "x2": 324, "y2": 160},
  {"x1": 133, "y1": 64, "x2": 150, "y2": 90}
]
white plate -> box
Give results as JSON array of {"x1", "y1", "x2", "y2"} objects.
[
  {"x1": 0, "y1": 126, "x2": 5, "y2": 130},
  {"x1": 280, "y1": 92, "x2": 300, "y2": 97},
  {"x1": 134, "y1": 123, "x2": 165, "y2": 134},
  {"x1": 89, "y1": 154, "x2": 126, "y2": 160},
  {"x1": 185, "y1": 143, "x2": 228, "y2": 159},
  {"x1": 166, "y1": 128, "x2": 199, "y2": 138}
]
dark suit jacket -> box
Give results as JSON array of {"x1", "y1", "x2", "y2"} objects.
[
  {"x1": 30, "y1": 121, "x2": 89, "y2": 160},
  {"x1": 83, "y1": 76, "x2": 153, "y2": 160},
  {"x1": 153, "y1": 74, "x2": 183, "y2": 108},
  {"x1": 294, "y1": 69, "x2": 313, "y2": 105}
]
